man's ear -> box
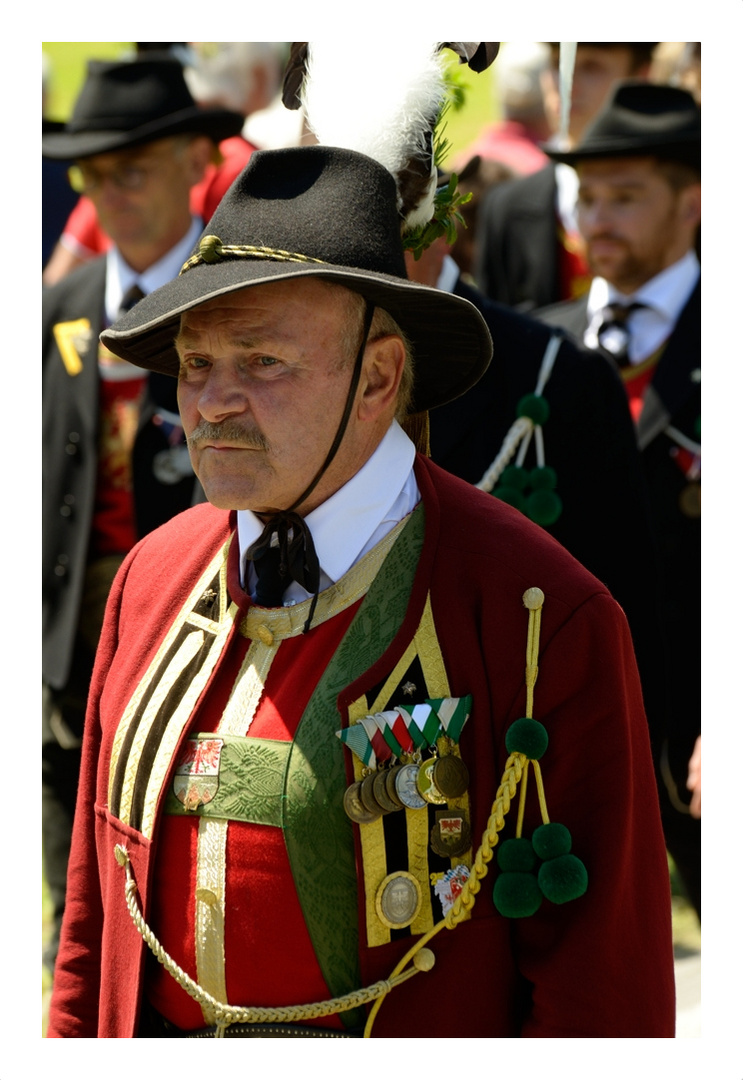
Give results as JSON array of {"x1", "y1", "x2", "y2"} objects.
[
  {"x1": 358, "y1": 334, "x2": 406, "y2": 421},
  {"x1": 681, "y1": 182, "x2": 702, "y2": 229},
  {"x1": 185, "y1": 136, "x2": 216, "y2": 186}
]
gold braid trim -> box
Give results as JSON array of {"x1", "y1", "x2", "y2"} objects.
[
  {"x1": 180, "y1": 234, "x2": 327, "y2": 275},
  {"x1": 115, "y1": 845, "x2": 433, "y2": 1038}
]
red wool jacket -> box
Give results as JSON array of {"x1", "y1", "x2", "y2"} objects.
[{"x1": 48, "y1": 454, "x2": 675, "y2": 1038}]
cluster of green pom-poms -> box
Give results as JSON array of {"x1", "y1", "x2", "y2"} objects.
[
  {"x1": 493, "y1": 464, "x2": 563, "y2": 526},
  {"x1": 492, "y1": 824, "x2": 588, "y2": 918}
]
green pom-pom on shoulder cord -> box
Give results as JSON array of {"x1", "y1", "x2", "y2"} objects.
[
  {"x1": 517, "y1": 394, "x2": 550, "y2": 426},
  {"x1": 497, "y1": 837, "x2": 537, "y2": 873},
  {"x1": 538, "y1": 853, "x2": 588, "y2": 904},
  {"x1": 532, "y1": 822, "x2": 572, "y2": 860},
  {"x1": 505, "y1": 717, "x2": 549, "y2": 760},
  {"x1": 493, "y1": 871, "x2": 543, "y2": 918}
]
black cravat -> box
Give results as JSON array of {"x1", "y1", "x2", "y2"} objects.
[
  {"x1": 247, "y1": 512, "x2": 321, "y2": 609},
  {"x1": 596, "y1": 301, "x2": 646, "y2": 367}
]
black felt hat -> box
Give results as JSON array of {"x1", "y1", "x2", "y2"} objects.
[
  {"x1": 545, "y1": 81, "x2": 701, "y2": 168},
  {"x1": 100, "y1": 145, "x2": 493, "y2": 414},
  {"x1": 41, "y1": 58, "x2": 245, "y2": 161}
]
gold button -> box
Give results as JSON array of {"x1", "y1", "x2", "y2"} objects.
[
  {"x1": 257, "y1": 625, "x2": 274, "y2": 646},
  {"x1": 522, "y1": 587, "x2": 545, "y2": 610},
  {"x1": 195, "y1": 887, "x2": 219, "y2": 906}
]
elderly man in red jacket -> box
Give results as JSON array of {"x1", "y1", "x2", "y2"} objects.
[{"x1": 48, "y1": 127, "x2": 675, "y2": 1038}]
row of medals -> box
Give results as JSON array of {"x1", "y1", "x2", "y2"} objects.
[{"x1": 343, "y1": 748, "x2": 472, "y2": 860}]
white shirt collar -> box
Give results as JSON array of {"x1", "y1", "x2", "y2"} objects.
[
  {"x1": 237, "y1": 420, "x2": 419, "y2": 604},
  {"x1": 585, "y1": 250, "x2": 700, "y2": 362},
  {"x1": 104, "y1": 216, "x2": 203, "y2": 325},
  {"x1": 586, "y1": 250, "x2": 700, "y2": 323}
]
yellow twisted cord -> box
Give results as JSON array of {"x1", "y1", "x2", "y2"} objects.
[
  {"x1": 116, "y1": 846, "x2": 430, "y2": 1036},
  {"x1": 365, "y1": 587, "x2": 547, "y2": 1036},
  {"x1": 363, "y1": 750, "x2": 527, "y2": 1036},
  {"x1": 180, "y1": 236, "x2": 327, "y2": 275}
]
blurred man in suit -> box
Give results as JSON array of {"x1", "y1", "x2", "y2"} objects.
[
  {"x1": 537, "y1": 81, "x2": 701, "y2": 917},
  {"x1": 474, "y1": 42, "x2": 657, "y2": 312},
  {"x1": 42, "y1": 57, "x2": 244, "y2": 970}
]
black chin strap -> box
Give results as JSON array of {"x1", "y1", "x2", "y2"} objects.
[{"x1": 246, "y1": 300, "x2": 376, "y2": 632}]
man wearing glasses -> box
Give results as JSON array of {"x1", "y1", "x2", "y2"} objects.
[{"x1": 41, "y1": 57, "x2": 244, "y2": 973}]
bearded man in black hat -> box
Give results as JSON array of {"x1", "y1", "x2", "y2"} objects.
[
  {"x1": 41, "y1": 57, "x2": 244, "y2": 973},
  {"x1": 47, "y1": 53, "x2": 675, "y2": 1039},
  {"x1": 474, "y1": 42, "x2": 658, "y2": 312},
  {"x1": 536, "y1": 81, "x2": 702, "y2": 920}
]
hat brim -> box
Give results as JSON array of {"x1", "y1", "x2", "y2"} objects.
[
  {"x1": 100, "y1": 259, "x2": 493, "y2": 415},
  {"x1": 41, "y1": 105, "x2": 245, "y2": 160},
  {"x1": 545, "y1": 134, "x2": 701, "y2": 168}
]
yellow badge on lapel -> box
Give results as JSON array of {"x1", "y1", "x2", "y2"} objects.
[{"x1": 53, "y1": 318, "x2": 93, "y2": 376}]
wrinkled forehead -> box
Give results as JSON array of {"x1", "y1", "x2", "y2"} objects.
[
  {"x1": 175, "y1": 276, "x2": 364, "y2": 350},
  {"x1": 173, "y1": 274, "x2": 360, "y2": 332}
]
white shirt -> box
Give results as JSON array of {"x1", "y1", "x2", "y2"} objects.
[
  {"x1": 584, "y1": 250, "x2": 700, "y2": 365},
  {"x1": 237, "y1": 420, "x2": 420, "y2": 605},
  {"x1": 104, "y1": 216, "x2": 203, "y2": 327}
]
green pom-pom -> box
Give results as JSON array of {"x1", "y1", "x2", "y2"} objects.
[
  {"x1": 497, "y1": 837, "x2": 537, "y2": 873},
  {"x1": 493, "y1": 872, "x2": 543, "y2": 918},
  {"x1": 517, "y1": 394, "x2": 550, "y2": 426},
  {"x1": 501, "y1": 464, "x2": 529, "y2": 491},
  {"x1": 538, "y1": 854, "x2": 588, "y2": 904},
  {"x1": 494, "y1": 486, "x2": 527, "y2": 512},
  {"x1": 526, "y1": 489, "x2": 563, "y2": 526},
  {"x1": 528, "y1": 466, "x2": 557, "y2": 491},
  {"x1": 505, "y1": 716, "x2": 549, "y2": 760},
  {"x1": 532, "y1": 822, "x2": 572, "y2": 860}
]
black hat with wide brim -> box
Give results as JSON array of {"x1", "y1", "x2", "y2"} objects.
[
  {"x1": 100, "y1": 145, "x2": 493, "y2": 415},
  {"x1": 41, "y1": 58, "x2": 245, "y2": 161},
  {"x1": 545, "y1": 81, "x2": 701, "y2": 169}
]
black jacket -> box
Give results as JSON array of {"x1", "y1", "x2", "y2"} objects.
[
  {"x1": 42, "y1": 257, "x2": 199, "y2": 689},
  {"x1": 536, "y1": 281, "x2": 701, "y2": 782}
]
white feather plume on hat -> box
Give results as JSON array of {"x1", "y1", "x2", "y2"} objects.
[{"x1": 299, "y1": 41, "x2": 447, "y2": 230}]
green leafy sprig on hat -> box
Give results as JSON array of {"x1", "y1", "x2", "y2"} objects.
[{"x1": 402, "y1": 93, "x2": 471, "y2": 261}]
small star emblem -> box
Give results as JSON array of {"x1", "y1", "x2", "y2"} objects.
[{"x1": 401, "y1": 681, "x2": 417, "y2": 697}]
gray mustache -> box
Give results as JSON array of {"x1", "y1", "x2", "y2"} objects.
[{"x1": 187, "y1": 420, "x2": 269, "y2": 451}]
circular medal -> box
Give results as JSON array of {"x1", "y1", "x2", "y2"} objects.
[
  {"x1": 384, "y1": 765, "x2": 406, "y2": 809},
  {"x1": 394, "y1": 763, "x2": 427, "y2": 809},
  {"x1": 359, "y1": 772, "x2": 388, "y2": 816},
  {"x1": 416, "y1": 758, "x2": 448, "y2": 804},
  {"x1": 432, "y1": 754, "x2": 470, "y2": 799},
  {"x1": 375, "y1": 871, "x2": 422, "y2": 929},
  {"x1": 343, "y1": 781, "x2": 381, "y2": 824},
  {"x1": 679, "y1": 482, "x2": 701, "y2": 518},
  {"x1": 430, "y1": 811, "x2": 472, "y2": 858},
  {"x1": 372, "y1": 768, "x2": 401, "y2": 813}
]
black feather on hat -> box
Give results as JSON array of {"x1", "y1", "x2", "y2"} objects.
[{"x1": 41, "y1": 58, "x2": 245, "y2": 161}]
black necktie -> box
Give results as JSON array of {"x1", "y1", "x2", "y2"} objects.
[
  {"x1": 117, "y1": 283, "x2": 145, "y2": 320},
  {"x1": 596, "y1": 302, "x2": 645, "y2": 367}
]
